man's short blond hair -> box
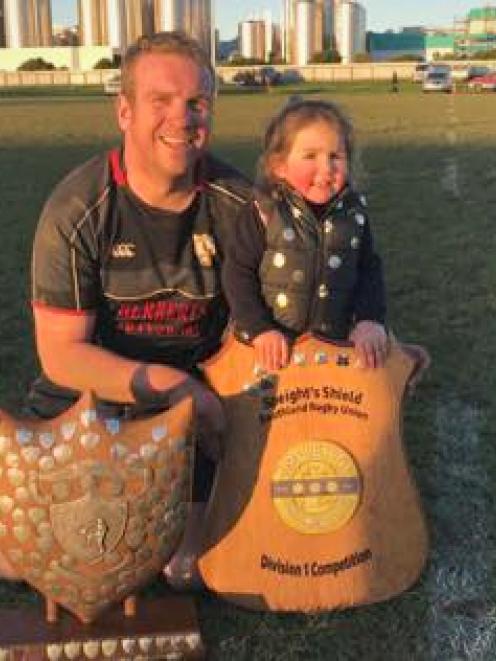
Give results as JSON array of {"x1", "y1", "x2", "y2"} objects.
[{"x1": 121, "y1": 31, "x2": 215, "y2": 100}]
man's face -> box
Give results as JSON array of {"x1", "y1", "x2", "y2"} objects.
[{"x1": 117, "y1": 52, "x2": 213, "y2": 183}]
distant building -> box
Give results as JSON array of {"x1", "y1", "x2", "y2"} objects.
[
  {"x1": 78, "y1": 0, "x2": 107, "y2": 47},
  {"x1": 183, "y1": 0, "x2": 214, "y2": 62},
  {"x1": 154, "y1": 0, "x2": 214, "y2": 62},
  {"x1": 238, "y1": 10, "x2": 277, "y2": 63},
  {"x1": 368, "y1": 31, "x2": 425, "y2": 61},
  {"x1": 283, "y1": 0, "x2": 335, "y2": 63},
  {"x1": 217, "y1": 37, "x2": 238, "y2": 61},
  {"x1": 3, "y1": 0, "x2": 52, "y2": 48},
  {"x1": 154, "y1": 0, "x2": 183, "y2": 31},
  {"x1": 239, "y1": 19, "x2": 265, "y2": 61},
  {"x1": 263, "y1": 9, "x2": 273, "y2": 61},
  {"x1": 125, "y1": 0, "x2": 153, "y2": 45},
  {"x1": 467, "y1": 6, "x2": 496, "y2": 34},
  {"x1": 455, "y1": 6, "x2": 496, "y2": 56},
  {"x1": 295, "y1": 0, "x2": 316, "y2": 65},
  {"x1": 425, "y1": 33, "x2": 455, "y2": 60},
  {"x1": 0, "y1": 1, "x2": 5, "y2": 48},
  {"x1": 338, "y1": 1, "x2": 366, "y2": 63}
]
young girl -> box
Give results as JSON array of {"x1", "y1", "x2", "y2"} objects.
[{"x1": 223, "y1": 97, "x2": 388, "y2": 372}]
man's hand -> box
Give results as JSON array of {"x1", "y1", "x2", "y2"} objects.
[
  {"x1": 147, "y1": 369, "x2": 225, "y2": 460},
  {"x1": 252, "y1": 330, "x2": 289, "y2": 372},
  {"x1": 183, "y1": 379, "x2": 225, "y2": 438},
  {"x1": 349, "y1": 321, "x2": 389, "y2": 369}
]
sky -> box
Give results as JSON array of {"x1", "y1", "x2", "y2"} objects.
[{"x1": 51, "y1": 0, "x2": 480, "y2": 39}]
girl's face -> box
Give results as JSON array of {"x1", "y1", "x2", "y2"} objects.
[{"x1": 272, "y1": 119, "x2": 347, "y2": 205}]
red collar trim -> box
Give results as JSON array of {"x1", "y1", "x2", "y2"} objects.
[
  {"x1": 108, "y1": 148, "x2": 127, "y2": 186},
  {"x1": 108, "y1": 148, "x2": 207, "y2": 192}
]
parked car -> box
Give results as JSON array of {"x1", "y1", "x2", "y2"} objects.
[
  {"x1": 422, "y1": 69, "x2": 453, "y2": 93},
  {"x1": 103, "y1": 73, "x2": 121, "y2": 95},
  {"x1": 452, "y1": 64, "x2": 491, "y2": 82},
  {"x1": 412, "y1": 63, "x2": 429, "y2": 82},
  {"x1": 467, "y1": 65, "x2": 491, "y2": 80},
  {"x1": 232, "y1": 70, "x2": 262, "y2": 87},
  {"x1": 260, "y1": 66, "x2": 282, "y2": 86},
  {"x1": 467, "y1": 70, "x2": 496, "y2": 91}
]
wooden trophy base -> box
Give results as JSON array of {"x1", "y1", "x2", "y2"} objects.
[{"x1": 0, "y1": 595, "x2": 205, "y2": 660}]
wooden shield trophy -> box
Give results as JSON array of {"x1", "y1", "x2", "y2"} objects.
[
  {"x1": 198, "y1": 333, "x2": 429, "y2": 612},
  {"x1": 0, "y1": 392, "x2": 204, "y2": 659}
]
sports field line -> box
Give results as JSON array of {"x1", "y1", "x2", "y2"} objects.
[
  {"x1": 426, "y1": 399, "x2": 496, "y2": 660},
  {"x1": 441, "y1": 96, "x2": 460, "y2": 198}
]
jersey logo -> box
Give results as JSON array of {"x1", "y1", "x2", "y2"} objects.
[
  {"x1": 112, "y1": 243, "x2": 136, "y2": 258},
  {"x1": 193, "y1": 233, "x2": 216, "y2": 267}
]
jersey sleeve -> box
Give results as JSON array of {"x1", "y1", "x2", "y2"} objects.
[{"x1": 31, "y1": 192, "x2": 101, "y2": 312}]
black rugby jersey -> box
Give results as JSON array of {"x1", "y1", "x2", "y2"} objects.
[{"x1": 29, "y1": 149, "x2": 250, "y2": 417}]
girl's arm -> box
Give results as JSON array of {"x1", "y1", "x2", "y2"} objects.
[
  {"x1": 350, "y1": 207, "x2": 388, "y2": 368},
  {"x1": 353, "y1": 214, "x2": 386, "y2": 325},
  {"x1": 222, "y1": 202, "x2": 279, "y2": 341}
]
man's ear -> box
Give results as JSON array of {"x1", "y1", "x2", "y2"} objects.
[{"x1": 116, "y1": 94, "x2": 133, "y2": 132}]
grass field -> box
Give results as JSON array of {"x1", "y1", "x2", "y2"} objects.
[{"x1": 1, "y1": 84, "x2": 496, "y2": 659}]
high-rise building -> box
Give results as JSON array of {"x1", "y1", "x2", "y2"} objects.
[
  {"x1": 154, "y1": 0, "x2": 183, "y2": 31},
  {"x1": 295, "y1": 0, "x2": 316, "y2": 65},
  {"x1": 79, "y1": 0, "x2": 153, "y2": 51},
  {"x1": 338, "y1": 0, "x2": 366, "y2": 63},
  {"x1": 318, "y1": 0, "x2": 334, "y2": 50},
  {"x1": 314, "y1": 0, "x2": 324, "y2": 54},
  {"x1": 78, "y1": 0, "x2": 105, "y2": 46},
  {"x1": 283, "y1": 0, "x2": 333, "y2": 63},
  {"x1": 282, "y1": 0, "x2": 296, "y2": 62},
  {"x1": 239, "y1": 19, "x2": 265, "y2": 60},
  {"x1": 154, "y1": 0, "x2": 214, "y2": 62},
  {"x1": 30, "y1": 0, "x2": 52, "y2": 46},
  {"x1": 263, "y1": 9, "x2": 273, "y2": 61},
  {"x1": 76, "y1": 0, "x2": 213, "y2": 57},
  {"x1": 0, "y1": 0, "x2": 6, "y2": 47},
  {"x1": 125, "y1": 0, "x2": 153, "y2": 45},
  {"x1": 4, "y1": 0, "x2": 52, "y2": 47},
  {"x1": 106, "y1": 0, "x2": 126, "y2": 50},
  {"x1": 186, "y1": 0, "x2": 213, "y2": 61}
]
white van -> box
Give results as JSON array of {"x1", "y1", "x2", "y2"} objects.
[{"x1": 422, "y1": 66, "x2": 453, "y2": 93}]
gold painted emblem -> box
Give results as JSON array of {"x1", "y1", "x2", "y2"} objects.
[
  {"x1": 193, "y1": 233, "x2": 216, "y2": 267},
  {"x1": 271, "y1": 440, "x2": 361, "y2": 534}
]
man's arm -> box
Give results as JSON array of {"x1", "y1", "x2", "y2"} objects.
[
  {"x1": 34, "y1": 305, "x2": 225, "y2": 442},
  {"x1": 33, "y1": 306, "x2": 199, "y2": 402}
]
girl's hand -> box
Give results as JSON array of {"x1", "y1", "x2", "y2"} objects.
[
  {"x1": 349, "y1": 321, "x2": 389, "y2": 369},
  {"x1": 253, "y1": 330, "x2": 289, "y2": 372}
]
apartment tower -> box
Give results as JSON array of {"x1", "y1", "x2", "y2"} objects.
[{"x1": 4, "y1": 0, "x2": 52, "y2": 47}]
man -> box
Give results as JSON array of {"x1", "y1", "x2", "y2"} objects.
[{"x1": 5, "y1": 32, "x2": 250, "y2": 583}]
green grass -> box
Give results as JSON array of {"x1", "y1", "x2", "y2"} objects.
[
  {"x1": 1, "y1": 88, "x2": 496, "y2": 659},
  {"x1": 0, "y1": 84, "x2": 107, "y2": 98}
]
